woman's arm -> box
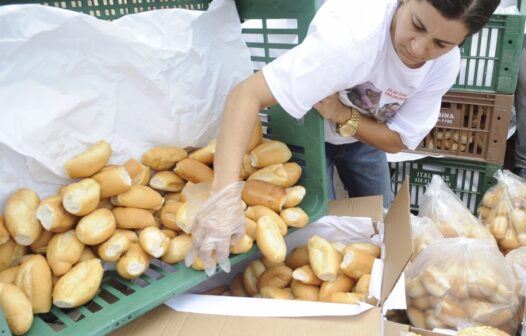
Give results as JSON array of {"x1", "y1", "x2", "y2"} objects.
[
  {"x1": 212, "y1": 71, "x2": 277, "y2": 192},
  {"x1": 314, "y1": 94, "x2": 406, "y2": 153}
]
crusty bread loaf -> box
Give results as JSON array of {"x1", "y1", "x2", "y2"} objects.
[
  {"x1": 280, "y1": 207, "x2": 309, "y2": 228},
  {"x1": 91, "y1": 166, "x2": 132, "y2": 198},
  {"x1": 343, "y1": 243, "x2": 381, "y2": 259},
  {"x1": 139, "y1": 227, "x2": 169, "y2": 258},
  {"x1": 245, "y1": 205, "x2": 287, "y2": 236},
  {"x1": 53, "y1": 259, "x2": 104, "y2": 308},
  {"x1": 290, "y1": 279, "x2": 320, "y2": 301},
  {"x1": 149, "y1": 171, "x2": 185, "y2": 192},
  {"x1": 123, "y1": 159, "x2": 151, "y2": 186},
  {"x1": 64, "y1": 140, "x2": 111, "y2": 178},
  {"x1": 75, "y1": 208, "x2": 116, "y2": 245},
  {"x1": 242, "y1": 180, "x2": 287, "y2": 212},
  {"x1": 159, "y1": 202, "x2": 184, "y2": 230},
  {"x1": 247, "y1": 164, "x2": 289, "y2": 186},
  {"x1": 244, "y1": 217, "x2": 257, "y2": 240},
  {"x1": 36, "y1": 195, "x2": 77, "y2": 233},
  {"x1": 28, "y1": 230, "x2": 53, "y2": 255},
  {"x1": 259, "y1": 287, "x2": 293, "y2": 300},
  {"x1": 141, "y1": 146, "x2": 188, "y2": 171},
  {"x1": 173, "y1": 158, "x2": 214, "y2": 183},
  {"x1": 285, "y1": 245, "x2": 309, "y2": 270},
  {"x1": 116, "y1": 243, "x2": 151, "y2": 279},
  {"x1": 354, "y1": 274, "x2": 371, "y2": 295},
  {"x1": 340, "y1": 249, "x2": 375, "y2": 280},
  {"x1": 0, "y1": 216, "x2": 9, "y2": 245},
  {"x1": 46, "y1": 230, "x2": 84, "y2": 276},
  {"x1": 110, "y1": 185, "x2": 164, "y2": 211},
  {"x1": 256, "y1": 265, "x2": 293, "y2": 291},
  {"x1": 284, "y1": 186, "x2": 306, "y2": 208},
  {"x1": 240, "y1": 154, "x2": 258, "y2": 179},
  {"x1": 318, "y1": 274, "x2": 355, "y2": 302},
  {"x1": 242, "y1": 260, "x2": 266, "y2": 297},
  {"x1": 308, "y1": 235, "x2": 341, "y2": 282},
  {"x1": 291, "y1": 265, "x2": 322, "y2": 286},
  {"x1": 112, "y1": 207, "x2": 157, "y2": 230},
  {"x1": 189, "y1": 139, "x2": 216, "y2": 165},
  {"x1": 256, "y1": 215, "x2": 287, "y2": 263},
  {"x1": 0, "y1": 266, "x2": 19, "y2": 284},
  {"x1": 0, "y1": 283, "x2": 33, "y2": 335},
  {"x1": 161, "y1": 233, "x2": 192, "y2": 264},
  {"x1": 160, "y1": 229, "x2": 177, "y2": 239},
  {"x1": 4, "y1": 188, "x2": 41, "y2": 246},
  {"x1": 175, "y1": 202, "x2": 192, "y2": 233},
  {"x1": 282, "y1": 162, "x2": 302, "y2": 187},
  {"x1": 97, "y1": 231, "x2": 131, "y2": 262},
  {"x1": 0, "y1": 239, "x2": 26, "y2": 272},
  {"x1": 229, "y1": 234, "x2": 253, "y2": 254},
  {"x1": 78, "y1": 246, "x2": 97, "y2": 262},
  {"x1": 62, "y1": 178, "x2": 101, "y2": 216},
  {"x1": 250, "y1": 140, "x2": 292, "y2": 168},
  {"x1": 15, "y1": 254, "x2": 52, "y2": 313}
]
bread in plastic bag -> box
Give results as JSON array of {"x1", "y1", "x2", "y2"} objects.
[
  {"x1": 478, "y1": 170, "x2": 526, "y2": 253},
  {"x1": 419, "y1": 175, "x2": 493, "y2": 240},
  {"x1": 405, "y1": 237, "x2": 519, "y2": 334},
  {"x1": 410, "y1": 214, "x2": 444, "y2": 261}
]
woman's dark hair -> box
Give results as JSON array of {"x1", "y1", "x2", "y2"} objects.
[{"x1": 425, "y1": 0, "x2": 501, "y2": 35}]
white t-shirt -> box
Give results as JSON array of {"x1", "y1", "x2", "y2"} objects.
[{"x1": 262, "y1": 0, "x2": 461, "y2": 150}]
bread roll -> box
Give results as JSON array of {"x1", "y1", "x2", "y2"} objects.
[
  {"x1": 248, "y1": 164, "x2": 289, "y2": 186},
  {"x1": 284, "y1": 186, "x2": 306, "y2": 208},
  {"x1": 318, "y1": 274, "x2": 355, "y2": 302},
  {"x1": 53, "y1": 259, "x2": 104, "y2": 308},
  {"x1": 124, "y1": 159, "x2": 151, "y2": 186},
  {"x1": 64, "y1": 140, "x2": 111, "y2": 178},
  {"x1": 160, "y1": 229, "x2": 177, "y2": 239},
  {"x1": 161, "y1": 233, "x2": 192, "y2": 264},
  {"x1": 328, "y1": 292, "x2": 364, "y2": 304},
  {"x1": 407, "y1": 306, "x2": 427, "y2": 329},
  {"x1": 243, "y1": 260, "x2": 266, "y2": 296},
  {"x1": 260, "y1": 287, "x2": 294, "y2": 300},
  {"x1": 0, "y1": 283, "x2": 33, "y2": 335},
  {"x1": 343, "y1": 243, "x2": 381, "y2": 258},
  {"x1": 29, "y1": 230, "x2": 54, "y2": 254},
  {"x1": 15, "y1": 254, "x2": 52, "y2": 313},
  {"x1": 456, "y1": 326, "x2": 511, "y2": 336},
  {"x1": 159, "y1": 202, "x2": 183, "y2": 231},
  {"x1": 467, "y1": 270, "x2": 498, "y2": 298},
  {"x1": 285, "y1": 245, "x2": 309, "y2": 269},
  {"x1": 116, "y1": 243, "x2": 151, "y2": 279},
  {"x1": 46, "y1": 230, "x2": 84, "y2": 276},
  {"x1": 173, "y1": 158, "x2": 214, "y2": 183},
  {"x1": 240, "y1": 154, "x2": 258, "y2": 179},
  {"x1": 78, "y1": 246, "x2": 97, "y2": 262},
  {"x1": 419, "y1": 267, "x2": 450, "y2": 298},
  {"x1": 340, "y1": 249, "x2": 375, "y2": 280},
  {"x1": 189, "y1": 139, "x2": 216, "y2": 165},
  {"x1": 36, "y1": 195, "x2": 77, "y2": 233},
  {"x1": 139, "y1": 227, "x2": 170, "y2": 258},
  {"x1": 175, "y1": 202, "x2": 192, "y2": 233},
  {"x1": 436, "y1": 295, "x2": 468, "y2": 327},
  {"x1": 242, "y1": 180, "x2": 287, "y2": 212},
  {"x1": 149, "y1": 171, "x2": 185, "y2": 192},
  {"x1": 164, "y1": 192, "x2": 183, "y2": 204},
  {"x1": 141, "y1": 146, "x2": 187, "y2": 171},
  {"x1": 0, "y1": 266, "x2": 19, "y2": 284},
  {"x1": 410, "y1": 296, "x2": 430, "y2": 310},
  {"x1": 280, "y1": 207, "x2": 309, "y2": 228},
  {"x1": 112, "y1": 207, "x2": 157, "y2": 230},
  {"x1": 0, "y1": 239, "x2": 26, "y2": 272},
  {"x1": 247, "y1": 118, "x2": 263, "y2": 153},
  {"x1": 97, "y1": 198, "x2": 114, "y2": 210},
  {"x1": 230, "y1": 234, "x2": 254, "y2": 254},
  {"x1": 62, "y1": 178, "x2": 101, "y2": 216},
  {"x1": 245, "y1": 205, "x2": 287, "y2": 236},
  {"x1": 250, "y1": 140, "x2": 292, "y2": 168},
  {"x1": 290, "y1": 279, "x2": 319, "y2": 301},
  {"x1": 257, "y1": 265, "x2": 293, "y2": 291},
  {"x1": 425, "y1": 309, "x2": 447, "y2": 329},
  {"x1": 256, "y1": 215, "x2": 287, "y2": 263},
  {"x1": 114, "y1": 229, "x2": 139, "y2": 242},
  {"x1": 4, "y1": 188, "x2": 41, "y2": 246},
  {"x1": 490, "y1": 283, "x2": 514, "y2": 304},
  {"x1": 292, "y1": 265, "x2": 322, "y2": 286},
  {"x1": 500, "y1": 228, "x2": 520, "y2": 250},
  {"x1": 0, "y1": 216, "x2": 9, "y2": 245},
  {"x1": 406, "y1": 276, "x2": 427, "y2": 298},
  {"x1": 510, "y1": 208, "x2": 526, "y2": 233},
  {"x1": 308, "y1": 235, "x2": 341, "y2": 282},
  {"x1": 354, "y1": 274, "x2": 371, "y2": 295},
  {"x1": 110, "y1": 185, "x2": 164, "y2": 210},
  {"x1": 282, "y1": 162, "x2": 302, "y2": 188},
  {"x1": 230, "y1": 273, "x2": 248, "y2": 297},
  {"x1": 98, "y1": 231, "x2": 131, "y2": 262},
  {"x1": 244, "y1": 217, "x2": 257, "y2": 240},
  {"x1": 91, "y1": 166, "x2": 132, "y2": 198},
  {"x1": 76, "y1": 208, "x2": 116, "y2": 245}
]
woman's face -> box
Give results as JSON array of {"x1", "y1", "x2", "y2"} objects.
[{"x1": 391, "y1": 0, "x2": 469, "y2": 68}]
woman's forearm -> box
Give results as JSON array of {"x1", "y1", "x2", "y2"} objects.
[{"x1": 353, "y1": 114, "x2": 406, "y2": 153}]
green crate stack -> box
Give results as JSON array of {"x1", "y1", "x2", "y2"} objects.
[
  {"x1": 0, "y1": 307, "x2": 8, "y2": 336},
  {"x1": 0, "y1": 0, "x2": 328, "y2": 335}
]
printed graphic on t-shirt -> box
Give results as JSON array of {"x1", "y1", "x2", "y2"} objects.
[{"x1": 342, "y1": 81, "x2": 405, "y2": 123}]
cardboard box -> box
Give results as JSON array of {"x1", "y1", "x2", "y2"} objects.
[{"x1": 110, "y1": 179, "x2": 412, "y2": 336}]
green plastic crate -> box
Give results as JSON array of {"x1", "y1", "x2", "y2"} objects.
[
  {"x1": 390, "y1": 157, "x2": 501, "y2": 214},
  {"x1": 0, "y1": 307, "x2": 8, "y2": 336},
  {"x1": 452, "y1": 0, "x2": 526, "y2": 93},
  {"x1": 0, "y1": 0, "x2": 327, "y2": 335}
]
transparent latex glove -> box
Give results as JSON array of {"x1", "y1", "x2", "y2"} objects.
[{"x1": 183, "y1": 180, "x2": 246, "y2": 276}]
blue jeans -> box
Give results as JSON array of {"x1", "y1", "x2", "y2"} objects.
[{"x1": 325, "y1": 141, "x2": 394, "y2": 209}]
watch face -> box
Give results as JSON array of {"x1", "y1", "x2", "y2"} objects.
[{"x1": 338, "y1": 124, "x2": 354, "y2": 137}]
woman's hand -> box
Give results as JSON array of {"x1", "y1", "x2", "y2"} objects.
[{"x1": 313, "y1": 93, "x2": 351, "y2": 124}]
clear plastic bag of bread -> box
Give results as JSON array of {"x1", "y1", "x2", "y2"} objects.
[
  {"x1": 182, "y1": 180, "x2": 246, "y2": 276},
  {"x1": 505, "y1": 246, "x2": 526, "y2": 297},
  {"x1": 410, "y1": 214, "x2": 444, "y2": 261},
  {"x1": 405, "y1": 237, "x2": 519, "y2": 334},
  {"x1": 419, "y1": 175, "x2": 493, "y2": 240},
  {"x1": 478, "y1": 170, "x2": 526, "y2": 253}
]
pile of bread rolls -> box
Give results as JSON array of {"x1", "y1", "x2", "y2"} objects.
[
  {"x1": 405, "y1": 238, "x2": 518, "y2": 335},
  {"x1": 418, "y1": 175, "x2": 493, "y2": 240},
  {"x1": 0, "y1": 119, "x2": 309, "y2": 335},
  {"x1": 410, "y1": 215, "x2": 444, "y2": 261},
  {"x1": 203, "y1": 236, "x2": 380, "y2": 304},
  {"x1": 478, "y1": 170, "x2": 526, "y2": 254}
]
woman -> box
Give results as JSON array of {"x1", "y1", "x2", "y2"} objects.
[{"x1": 186, "y1": 0, "x2": 501, "y2": 275}]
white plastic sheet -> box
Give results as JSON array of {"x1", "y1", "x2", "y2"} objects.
[{"x1": 0, "y1": 0, "x2": 252, "y2": 206}]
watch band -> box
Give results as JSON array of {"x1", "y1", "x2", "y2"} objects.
[{"x1": 336, "y1": 107, "x2": 360, "y2": 137}]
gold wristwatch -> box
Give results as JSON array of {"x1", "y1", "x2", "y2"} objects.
[{"x1": 336, "y1": 107, "x2": 360, "y2": 137}]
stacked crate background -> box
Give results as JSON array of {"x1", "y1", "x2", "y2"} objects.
[{"x1": 391, "y1": 4, "x2": 526, "y2": 214}]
